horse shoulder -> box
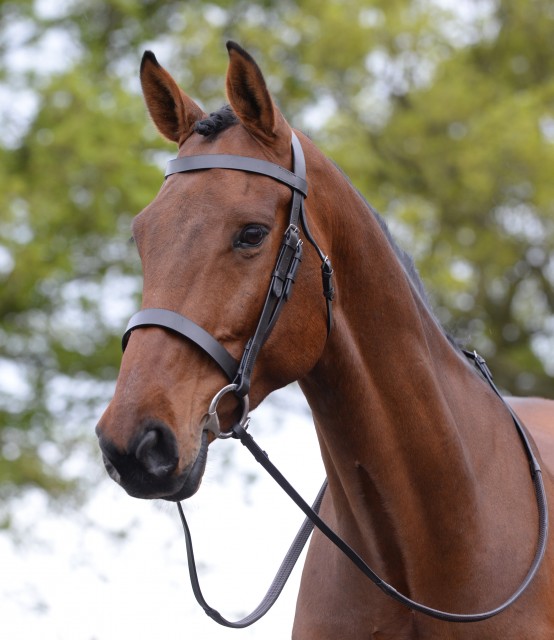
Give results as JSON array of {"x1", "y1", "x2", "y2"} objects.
[{"x1": 505, "y1": 396, "x2": 554, "y2": 476}]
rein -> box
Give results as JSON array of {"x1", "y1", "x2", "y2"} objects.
[
  {"x1": 176, "y1": 352, "x2": 549, "y2": 627},
  {"x1": 122, "y1": 132, "x2": 548, "y2": 627}
]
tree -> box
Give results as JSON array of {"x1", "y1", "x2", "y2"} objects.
[
  {"x1": 1, "y1": 0, "x2": 553, "y2": 512},
  {"x1": 362, "y1": 0, "x2": 554, "y2": 396}
]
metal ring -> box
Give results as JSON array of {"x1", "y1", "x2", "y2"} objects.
[{"x1": 206, "y1": 383, "x2": 250, "y2": 439}]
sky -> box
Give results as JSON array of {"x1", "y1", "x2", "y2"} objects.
[{"x1": 1, "y1": 384, "x2": 326, "y2": 640}]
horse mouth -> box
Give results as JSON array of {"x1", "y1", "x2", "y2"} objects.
[
  {"x1": 101, "y1": 430, "x2": 210, "y2": 502},
  {"x1": 164, "y1": 430, "x2": 209, "y2": 501}
]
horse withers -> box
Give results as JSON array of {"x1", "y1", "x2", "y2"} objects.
[{"x1": 96, "y1": 42, "x2": 554, "y2": 638}]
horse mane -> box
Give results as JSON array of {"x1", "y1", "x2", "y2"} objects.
[
  {"x1": 371, "y1": 206, "x2": 432, "y2": 306},
  {"x1": 369, "y1": 201, "x2": 461, "y2": 345},
  {"x1": 329, "y1": 160, "x2": 435, "y2": 310}
]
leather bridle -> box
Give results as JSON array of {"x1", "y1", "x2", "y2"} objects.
[
  {"x1": 121, "y1": 131, "x2": 548, "y2": 628},
  {"x1": 122, "y1": 131, "x2": 334, "y2": 404}
]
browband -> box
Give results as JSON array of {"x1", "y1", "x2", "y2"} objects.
[{"x1": 166, "y1": 154, "x2": 308, "y2": 196}]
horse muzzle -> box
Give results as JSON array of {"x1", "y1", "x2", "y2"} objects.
[{"x1": 96, "y1": 422, "x2": 209, "y2": 501}]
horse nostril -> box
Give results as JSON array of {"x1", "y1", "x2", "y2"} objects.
[{"x1": 133, "y1": 426, "x2": 178, "y2": 478}]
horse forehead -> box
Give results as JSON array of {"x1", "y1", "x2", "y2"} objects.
[
  {"x1": 133, "y1": 129, "x2": 294, "y2": 241},
  {"x1": 136, "y1": 179, "x2": 287, "y2": 256},
  {"x1": 133, "y1": 175, "x2": 244, "y2": 234}
]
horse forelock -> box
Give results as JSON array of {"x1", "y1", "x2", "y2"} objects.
[{"x1": 194, "y1": 104, "x2": 238, "y2": 138}]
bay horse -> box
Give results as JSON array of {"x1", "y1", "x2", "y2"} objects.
[{"x1": 96, "y1": 42, "x2": 554, "y2": 638}]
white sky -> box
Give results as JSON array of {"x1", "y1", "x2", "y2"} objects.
[{"x1": 1, "y1": 385, "x2": 326, "y2": 639}]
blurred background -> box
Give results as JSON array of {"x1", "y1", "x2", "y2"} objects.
[{"x1": 1, "y1": 0, "x2": 553, "y2": 637}]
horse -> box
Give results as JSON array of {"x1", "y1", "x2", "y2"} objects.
[{"x1": 96, "y1": 42, "x2": 554, "y2": 638}]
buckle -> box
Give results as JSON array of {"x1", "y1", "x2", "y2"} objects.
[{"x1": 321, "y1": 256, "x2": 335, "y2": 301}]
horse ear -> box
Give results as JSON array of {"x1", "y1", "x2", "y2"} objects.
[
  {"x1": 140, "y1": 51, "x2": 206, "y2": 144},
  {"x1": 225, "y1": 41, "x2": 288, "y2": 143}
]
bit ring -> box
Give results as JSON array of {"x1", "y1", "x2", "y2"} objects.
[{"x1": 203, "y1": 384, "x2": 250, "y2": 439}]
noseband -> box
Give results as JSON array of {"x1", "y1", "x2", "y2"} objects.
[{"x1": 122, "y1": 131, "x2": 334, "y2": 408}]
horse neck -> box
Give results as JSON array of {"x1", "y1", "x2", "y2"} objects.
[{"x1": 298, "y1": 147, "x2": 536, "y2": 595}]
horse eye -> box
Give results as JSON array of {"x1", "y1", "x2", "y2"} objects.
[{"x1": 236, "y1": 225, "x2": 267, "y2": 248}]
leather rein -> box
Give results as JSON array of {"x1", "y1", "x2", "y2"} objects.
[{"x1": 122, "y1": 132, "x2": 548, "y2": 627}]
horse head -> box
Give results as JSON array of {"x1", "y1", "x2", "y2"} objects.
[{"x1": 96, "y1": 43, "x2": 330, "y2": 501}]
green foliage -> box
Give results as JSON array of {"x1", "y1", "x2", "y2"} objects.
[
  {"x1": 367, "y1": 1, "x2": 554, "y2": 395},
  {"x1": 1, "y1": 0, "x2": 553, "y2": 510}
]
